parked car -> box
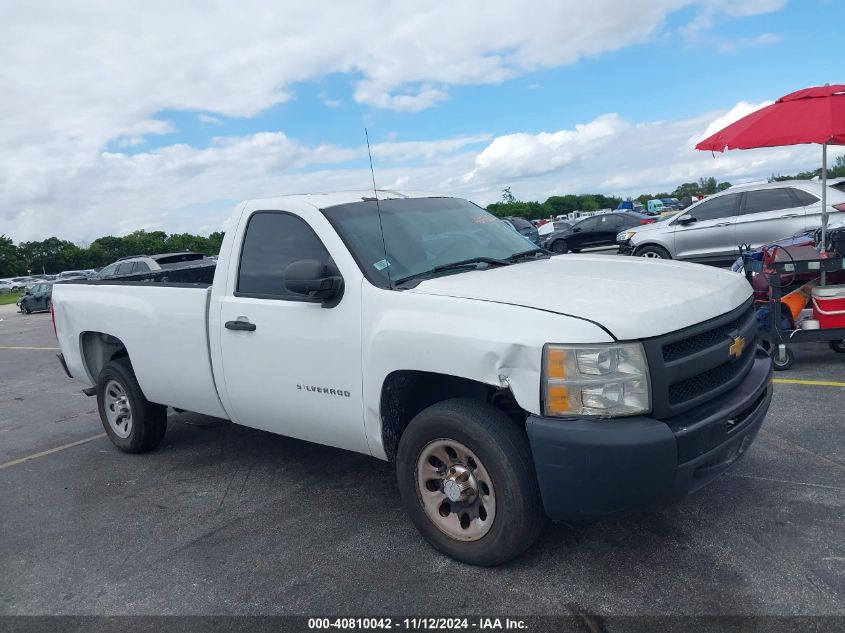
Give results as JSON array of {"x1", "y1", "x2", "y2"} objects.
[
  {"x1": 18, "y1": 281, "x2": 55, "y2": 313},
  {"x1": 616, "y1": 200, "x2": 645, "y2": 214},
  {"x1": 537, "y1": 220, "x2": 572, "y2": 239},
  {"x1": 542, "y1": 212, "x2": 655, "y2": 254},
  {"x1": 501, "y1": 216, "x2": 540, "y2": 246},
  {"x1": 618, "y1": 180, "x2": 845, "y2": 265},
  {"x1": 53, "y1": 191, "x2": 772, "y2": 566},
  {"x1": 9, "y1": 276, "x2": 37, "y2": 291},
  {"x1": 661, "y1": 198, "x2": 681, "y2": 211},
  {"x1": 96, "y1": 252, "x2": 209, "y2": 278},
  {"x1": 0, "y1": 279, "x2": 15, "y2": 293},
  {"x1": 645, "y1": 199, "x2": 667, "y2": 215},
  {"x1": 58, "y1": 270, "x2": 93, "y2": 281}
]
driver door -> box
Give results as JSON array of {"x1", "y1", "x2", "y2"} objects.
[{"x1": 216, "y1": 210, "x2": 368, "y2": 454}]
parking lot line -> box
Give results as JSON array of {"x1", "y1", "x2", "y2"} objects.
[
  {"x1": 772, "y1": 378, "x2": 845, "y2": 387},
  {"x1": 0, "y1": 433, "x2": 106, "y2": 470},
  {"x1": 0, "y1": 346, "x2": 60, "y2": 350}
]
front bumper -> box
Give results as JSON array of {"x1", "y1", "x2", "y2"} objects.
[
  {"x1": 617, "y1": 240, "x2": 634, "y2": 255},
  {"x1": 526, "y1": 350, "x2": 772, "y2": 520}
]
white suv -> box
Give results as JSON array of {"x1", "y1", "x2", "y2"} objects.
[{"x1": 618, "y1": 180, "x2": 845, "y2": 264}]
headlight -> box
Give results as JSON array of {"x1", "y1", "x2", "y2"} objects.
[
  {"x1": 542, "y1": 343, "x2": 651, "y2": 417},
  {"x1": 617, "y1": 230, "x2": 637, "y2": 242}
]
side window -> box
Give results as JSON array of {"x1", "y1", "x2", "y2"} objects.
[
  {"x1": 742, "y1": 188, "x2": 796, "y2": 215},
  {"x1": 237, "y1": 211, "x2": 331, "y2": 299},
  {"x1": 135, "y1": 262, "x2": 150, "y2": 272},
  {"x1": 115, "y1": 262, "x2": 134, "y2": 275},
  {"x1": 686, "y1": 194, "x2": 740, "y2": 222},
  {"x1": 604, "y1": 215, "x2": 625, "y2": 228},
  {"x1": 789, "y1": 188, "x2": 820, "y2": 206},
  {"x1": 577, "y1": 217, "x2": 598, "y2": 231},
  {"x1": 99, "y1": 264, "x2": 117, "y2": 277}
]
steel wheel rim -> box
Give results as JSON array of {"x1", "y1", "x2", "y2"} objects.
[
  {"x1": 415, "y1": 438, "x2": 496, "y2": 541},
  {"x1": 104, "y1": 379, "x2": 132, "y2": 438}
]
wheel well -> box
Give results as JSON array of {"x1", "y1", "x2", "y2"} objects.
[
  {"x1": 633, "y1": 242, "x2": 670, "y2": 256},
  {"x1": 380, "y1": 371, "x2": 527, "y2": 462},
  {"x1": 80, "y1": 332, "x2": 128, "y2": 382}
]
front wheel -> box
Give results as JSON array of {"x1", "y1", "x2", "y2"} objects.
[
  {"x1": 22, "y1": 303, "x2": 31, "y2": 314},
  {"x1": 97, "y1": 358, "x2": 167, "y2": 453},
  {"x1": 636, "y1": 245, "x2": 671, "y2": 259},
  {"x1": 549, "y1": 239, "x2": 568, "y2": 254},
  {"x1": 396, "y1": 399, "x2": 545, "y2": 566}
]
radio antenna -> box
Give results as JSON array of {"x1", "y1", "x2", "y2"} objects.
[{"x1": 365, "y1": 128, "x2": 393, "y2": 287}]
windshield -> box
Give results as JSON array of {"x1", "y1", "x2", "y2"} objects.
[{"x1": 322, "y1": 197, "x2": 537, "y2": 288}]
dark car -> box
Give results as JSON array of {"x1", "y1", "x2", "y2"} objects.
[
  {"x1": 541, "y1": 212, "x2": 655, "y2": 254},
  {"x1": 18, "y1": 281, "x2": 54, "y2": 314},
  {"x1": 503, "y1": 216, "x2": 540, "y2": 246}
]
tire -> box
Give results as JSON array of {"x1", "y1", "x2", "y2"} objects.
[
  {"x1": 96, "y1": 357, "x2": 167, "y2": 453},
  {"x1": 636, "y1": 245, "x2": 672, "y2": 259},
  {"x1": 23, "y1": 303, "x2": 31, "y2": 314},
  {"x1": 550, "y1": 240, "x2": 568, "y2": 254},
  {"x1": 771, "y1": 346, "x2": 795, "y2": 371},
  {"x1": 396, "y1": 398, "x2": 545, "y2": 566},
  {"x1": 829, "y1": 339, "x2": 845, "y2": 354}
]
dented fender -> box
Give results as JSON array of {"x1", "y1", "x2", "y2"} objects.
[{"x1": 361, "y1": 283, "x2": 613, "y2": 460}]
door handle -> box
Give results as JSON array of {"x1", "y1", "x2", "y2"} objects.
[
  {"x1": 715, "y1": 222, "x2": 731, "y2": 227},
  {"x1": 225, "y1": 320, "x2": 256, "y2": 332},
  {"x1": 780, "y1": 214, "x2": 799, "y2": 218}
]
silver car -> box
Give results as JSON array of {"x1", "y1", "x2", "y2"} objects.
[{"x1": 618, "y1": 180, "x2": 845, "y2": 264}]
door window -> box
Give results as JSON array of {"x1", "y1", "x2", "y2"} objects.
[
  {"x1": 115, "y1": 262, "x2": 134, "y2": 275},
  {"x1": 237, "y1": 212, "x2": 331, "y2": 299},
  {"x1": 604, "y1": 215, "x2": 625, "y2": 229},
  {"x1": 135, "y1": 262, "x2": 151, "y2": 272},
  {"x1": 789, "y1": 188, "x2": 820, "y2": 206},
  {"x1": 684, "y1": 194, "x2": 740, "y2": 222},
  {"x1": 741, "y1": 189, "x2": 796, "y2": 215},
  {"x1": 575, "y1": 217, "x2": 599, "y2": 231}
]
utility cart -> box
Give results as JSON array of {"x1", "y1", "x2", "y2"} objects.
[{"x1": 744, "y1": 255, "x2": 845, "y2": 370}]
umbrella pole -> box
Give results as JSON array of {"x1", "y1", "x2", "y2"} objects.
[{"x1": 821, "y1": 142, "x2": 828, "y2": 286}]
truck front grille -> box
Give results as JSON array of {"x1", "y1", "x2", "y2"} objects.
[{"x1": 643, "y1": 299, "x2": 757, "y2": 419}]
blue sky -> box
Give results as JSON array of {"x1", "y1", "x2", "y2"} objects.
[{"x1": 2, "y1": 0, "x2": 843, "y2": 241}]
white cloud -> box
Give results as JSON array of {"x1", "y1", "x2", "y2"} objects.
[
  {"x1": 465, "y1": 115, "x2": 625, "y2": 181},
  {"x1": 0, "y1": 0, "x2": 798, "y2": 241},
  {"x1": 198, "y1": 114, "x2": 223, "y2": 125},
  {"x1": 6, "y1": 103, "x2": 844, "y2": 244}
]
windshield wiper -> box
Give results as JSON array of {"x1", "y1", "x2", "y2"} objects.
[
  {"x1": 507, "y1": 248, "x2": 550, "y2": 261},
  {"x1": 394, "y1": 256, "x2": 511, "y2": 286}
]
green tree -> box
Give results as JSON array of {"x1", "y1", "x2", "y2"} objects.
[
  {"x1": 501, "y1": 187, "x2": 516, "y2": 204},
  {"x1": 0, "y1": 235, "x2": 21, "y2": 277}
]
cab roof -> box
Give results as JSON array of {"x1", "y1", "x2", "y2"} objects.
[{"x1": 241, "y1": 190, "x2": 451, "y2": 212}]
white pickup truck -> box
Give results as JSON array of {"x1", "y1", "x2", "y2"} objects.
[{"x1": 53, "y1": 191, "x2": 772, "y2": 565}]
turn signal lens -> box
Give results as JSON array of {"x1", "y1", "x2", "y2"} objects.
[
  {"x1": 834, "y1": 203, "x2": 845, "y2": 212},
  {"x1": 546, "y1": 348, "x2": 567, "y2": 379},
  {"x1": 546, "y1": 385, "x2": 571, "y2": 415}
]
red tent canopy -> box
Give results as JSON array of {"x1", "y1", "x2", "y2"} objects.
[{"x1": 695, "y1": 84, "x2": 845, "y2": 152}]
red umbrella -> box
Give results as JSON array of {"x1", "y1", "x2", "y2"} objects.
[{"x1": 696, "y1": 84, "x2": 845, "y2": 281}]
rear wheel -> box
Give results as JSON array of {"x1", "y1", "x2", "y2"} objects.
[
  {"x1": 636, "y1": 245, "x2": 671, "y2": 259},
  {"x1": 550, "y1": 240, "x2": 568, "y2": 254},
  {"x1": 396, "y1": 398, "x2": 545, "y2": 566},
  {"x1": 97, "y1": 358, "x2": 167, "y2": 453},
  {"x1": 829, "y1": 339, "x2": 845, "y2": 354}
]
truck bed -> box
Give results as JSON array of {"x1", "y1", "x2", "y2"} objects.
[{"x1": 52, "y1": 276, "x2": 228, "y2": 419}]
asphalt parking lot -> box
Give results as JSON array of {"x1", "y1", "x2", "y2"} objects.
[{"x1": 1, "y1": 302, "x2": 844, "y2": 617}]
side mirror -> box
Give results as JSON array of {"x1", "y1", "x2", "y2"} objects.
[
  {"x1": 677, "y1": 215, "x2": 696, "y2": 225},
  {"x1": 285, "y1": 259, "x2": 344, "y2": 308}
]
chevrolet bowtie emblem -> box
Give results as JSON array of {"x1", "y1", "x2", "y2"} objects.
[{"x1": 729, "y1": 335, "x2": 746, "y2": 360}]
